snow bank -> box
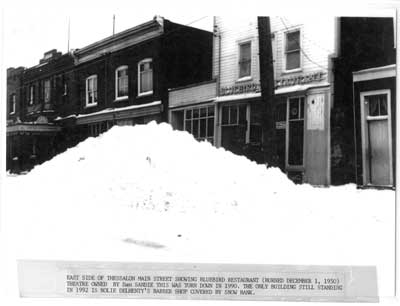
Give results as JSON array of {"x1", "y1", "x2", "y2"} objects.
[
  {"x1": 18, "y1": 121, "x2": 294, "y2": 213},
  {"x1": 2, "y1": 121, "x2": 396, "y2": 300}
]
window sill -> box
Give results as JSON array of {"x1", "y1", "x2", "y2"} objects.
[
  {"x1": 114, "y1": 96, "x2": 129, "y2": 102},
  {"x1": 85, "y1": 103, "x2": 98, "y2": 108},
  {"x1": 236, "y1": 76, "x2": 252, "y2": 83},
  {"x1": 282, "y1": 68, "x2": 302, "y2": 75},
  {"x1": 137, "y1": 91, "x2": 153, "y2": 97}
]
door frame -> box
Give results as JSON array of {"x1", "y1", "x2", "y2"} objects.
[{"x1": 360, "y1": 89, "x2": 393, "y2": 186}]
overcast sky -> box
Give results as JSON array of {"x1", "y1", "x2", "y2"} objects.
[{"x1": 1, "y1": 0, "x2": 397, "y2": 69}]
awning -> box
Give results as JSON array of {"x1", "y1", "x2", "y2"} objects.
[
  {"x1": 73, "y1": 101, "x2": 163, "y2": 125},
  {"x1": 7, "y1": 123, "x2": 61, "y2": 136}
]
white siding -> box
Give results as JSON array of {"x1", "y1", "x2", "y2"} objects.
[
  {"x1": 270, "y1": 16, "x2": 335, "y2": 79},
  {"x1": 169, "y1": 81, "x2": 216, "y2": 108},
  {"x1": 213, "y1": 17, "x2": 260, "y2": 89}
]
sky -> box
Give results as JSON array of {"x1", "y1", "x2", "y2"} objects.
[{"x1": 1, "y1": 0, "x2": 397, "y2": 69}]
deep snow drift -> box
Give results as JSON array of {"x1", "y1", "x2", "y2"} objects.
[{"x1": 2, "y1": 122, "x2": 396, "y2": 299}]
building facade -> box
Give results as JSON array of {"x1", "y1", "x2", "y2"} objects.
[
  {"x1": 332, "y1": 17, "x2": 396, "y2": 188},
  {"x1": 6, "y1": 16, "x2": 213, "y2": 172},
  {"x1": 169, "y1": 16, "x2": 336, "y2": 185}
]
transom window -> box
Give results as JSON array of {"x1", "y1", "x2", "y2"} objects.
[
  {"x1": 86, "y1": 75, "x2": 98, "y2": 107},
  {"x1": 115, "y1": 66, "x2": 128, "y2": 99},
  {"x1": 285, "y1": 30, "x2": 301, "y2": 71},
  {"x1": 44, "y1": 79, "x2": 51, "y2": 103},
  {"x1": 138, "y1": 59, "x2": 153, "y2": 95},
  {"x1": 184, "y1": 106, "x2": 215, "y2": 143},
  {"x1": 239, "y1": 42, "x2": 251, "y2": 79}
]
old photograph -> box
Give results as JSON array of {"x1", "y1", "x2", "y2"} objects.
[{"x1": 0, "y1": 0, "x2": 397, "y2": 304}]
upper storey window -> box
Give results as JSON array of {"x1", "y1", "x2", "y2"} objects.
[
  {"x1": 239, "y1": 42, "x2": 251, "y2": 79},
  {"x1": 86, "y1": 75, "x2": 98, "y2": 107},
  {"x1": 115, "y1": 66, "x2": 128, "y2": 99},
  {"x1": 285, "y1": 30, "x2": 301, "y2": 71},
  {"x1": 138, "y1": 59, "x2": 153, "y2": 96}
]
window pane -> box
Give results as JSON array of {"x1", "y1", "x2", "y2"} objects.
[
  {"x1": 289, "y1": 98, "x2": 300, "y2": 120},
  {"x1": 230, "y1": 106, "x2": 238, "y2": 125},
  {"x1": 207, "y1": 106, "x2": 214, "y2": 117},
  {"x1": 193, "y1": 108, "x2": 199, "y2": 119},
  {"x1": 193, "y1": 119, "x2": 199, "y2": 137},
  {"x1": 139, "y1": 61, "x2": 153, "y2": 93},
  {"x1": 288, "y1": 120, "x2": 304, "y2": 165},
  {"x1": 286, "y1": 51, "x2": 300, "y2": 70},
  {"x1": 200, "y1": 118, "x2": 206, "y2": 138},
  {"x1": 239, "y1": 105, "x2": 247, "y2": 125},
  {"x1": 286, "y1": 31, "x2": 300, "y2": 52},
  {"x1": 200, "y1": 107, "x2": 207, "y2": 118},
  {"x1": 185, "y1": 120, "x2": 192, "y2": 133},
  {"x1": 222, "y1": 106, "x2": 229, "y2": 125},
  {"x1": 239, "y1": 43, "x2": 251, "y2": 78},
  {"x1": 185, "y1": 109, "x2": 192, "y2": 120},
  {"x1": 379, "y1": 95, "x2": 388, "y2": 115},
  {"x1": 275, "y1": 103, "x2": 287, "y2": 122},
  {"x1": 239, "y1": 61, "x2": 251, "y2": 78},
  {"x1": 240, "y1": 43, "x2": 251, "y2": 61},
  {"x1": 300, "y1": 97, "x2": 305, "y2": 119},
  {"x1": 207, "y1": 117, "x2": 214, "y2": 137}
]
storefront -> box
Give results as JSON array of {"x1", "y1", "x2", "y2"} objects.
[
  {"x1": 72, "y1": 101, "x2": 163, "y2": 138},
  {"x1": 7, "y1": 122, "x2": 61, "y2": 172},
  {"x1": 273, "y1": 71, "x2": 331, "y2": 185}
]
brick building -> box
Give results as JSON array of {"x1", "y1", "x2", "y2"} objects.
[{"x1": 6, "y1": 16, "x2": 213, "y2": 172}]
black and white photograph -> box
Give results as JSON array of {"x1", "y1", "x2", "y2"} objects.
[{"x1": 0, "y1": 0, "x2": 398, "y2": 304}]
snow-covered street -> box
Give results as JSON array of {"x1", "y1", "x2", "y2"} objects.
[{"x1": 1, "y1": 122, "x2": 395, "y2": 300}]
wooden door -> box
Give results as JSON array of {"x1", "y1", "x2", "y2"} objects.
[{"x1": 361, "y1": 90, "x2": 393, "y2": 186}]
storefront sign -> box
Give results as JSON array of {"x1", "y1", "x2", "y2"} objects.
[
  {"x1": 220, "y1": 83, "x2": 261, "y2": 96},
  {"x1": 275, "y1": 72, "x2": 325, "y2": 88}
]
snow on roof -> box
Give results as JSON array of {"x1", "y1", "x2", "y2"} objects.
[{"x1": 76, "y1": 101, "x2": 162, "y2": 119}]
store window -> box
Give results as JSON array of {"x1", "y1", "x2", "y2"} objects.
[
  {"x1": 275, "y1": 96, "x2": 305, "y2": 168},
  {"x1": 138, "y1": 59, "x2": 153, "y2": 95},
  {"x1": 285, "y1": 30, "x2": 301, "y2": 71},
  {"x1": 115, "y1": 66, "x2": 128, "y2": 99},
  {"x1": 221, "y1": 104, "x2": 248, "y2": 156},
  {"x1": 86, "y1": 75, "x2": 98, "y2": 107},
  {"x1": 239, "y1": 42, "x2": 251, "y2": 79},
  {"x1": 184, "y1": 105, "x2": 215, "y2": 143},
  {"x1": 44, "y1": 79, "x2": 51, "y2": 103}
]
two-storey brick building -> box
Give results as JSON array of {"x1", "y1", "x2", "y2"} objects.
[{"x1": 6, "y1": 16, "x2": 213, "y2": 172}]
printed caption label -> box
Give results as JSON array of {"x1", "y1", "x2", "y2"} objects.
[{"x1": 18, "y1": 260, "x2": 378, "y2": 302}]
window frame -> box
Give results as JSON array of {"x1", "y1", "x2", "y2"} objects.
[
  {"x1": 44, "y1": 79, "x2": 51, "y2": 103},
  {"x1": 285, "y1": 96, "x2": 305, "y2": 168},
  {"x1": 9, "y1": 93, "x2": 16, "y2": 114},
  {"x1": 85, "y1": 74, "x2": 98, "y2": 108},
  {"x1": 283, "y1": 28, "x2": 302, "y2": 73},
  {"x1": 137, "y1": 58, "x2": 153, "y2": 96},
  {"x1": 29, "y1": 85, "x2": 34, "y2": 105},
  {"x1": 238, "y1": 41, "x2": 252, "y2": 81},
  {"x1": 183, "y1": 105, "x2": 215, "y2": 144},
  {"x1": 115, "y1": 65, "x2": 129, "y2": 101}
]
